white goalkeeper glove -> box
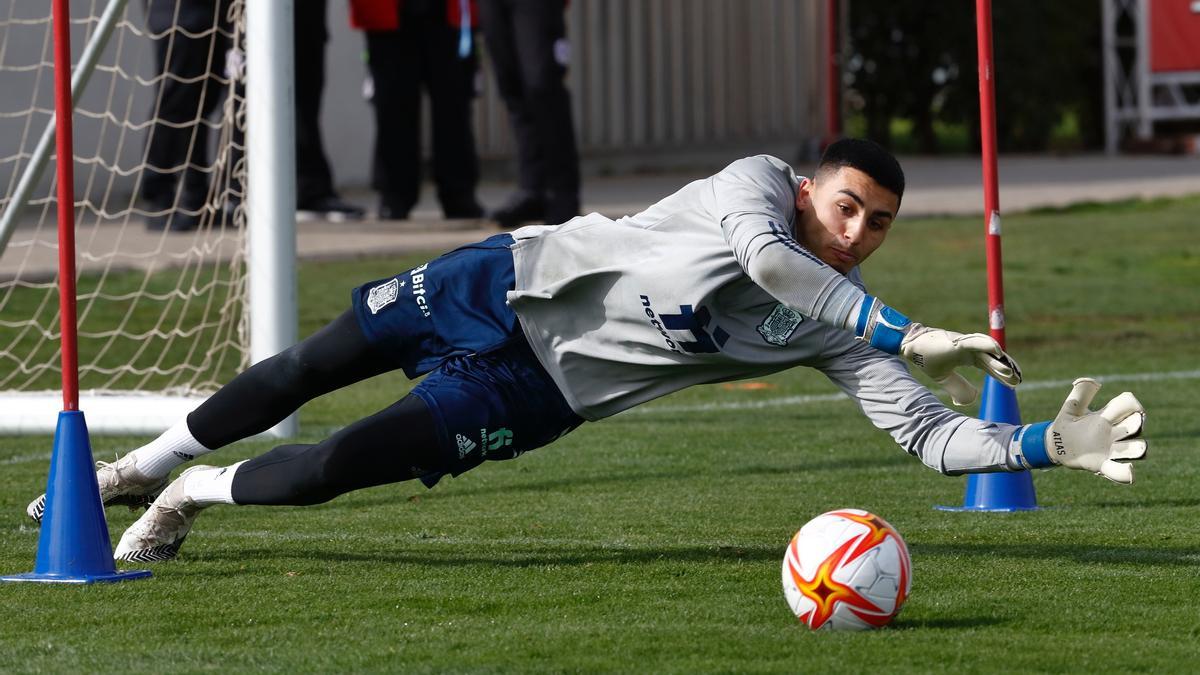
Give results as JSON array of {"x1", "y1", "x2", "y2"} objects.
[
  {"x1": 1016, "y1": 378, "x2": 1147, "y2": 484},
  {"x1": 853, "y1": 296, "x2": 1022, "y2": 406},
  {"x1": 898, "y1": 323, "x2": 1022, "y2": 406}
]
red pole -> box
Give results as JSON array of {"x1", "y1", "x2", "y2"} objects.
[
  {"x1": 52, "y1": 0, "x2": 79, "y2": 411},
  {"x1": 975, "y1": 0, "x2": 1006, "y2": 349},
  {"x1": 825, "y1": 0, "x2": 842, "y2": 143}
]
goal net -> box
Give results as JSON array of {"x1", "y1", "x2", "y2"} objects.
[{"x1": 0, "y1": 0, "x2": 289, "y2": 435}]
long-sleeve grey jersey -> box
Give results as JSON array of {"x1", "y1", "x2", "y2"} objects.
[{"x1": 506, "y1": 155, "x2": 1024, "y2": 474}]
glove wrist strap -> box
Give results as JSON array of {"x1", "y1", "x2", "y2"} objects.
[
  {"x1": 1016, "y1": 421, "x2": 1055, "y2": 469},
  {"x1": 854, "y1": 295, "x2": 911, "y2": 355}
]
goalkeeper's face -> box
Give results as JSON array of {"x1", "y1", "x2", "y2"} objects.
[{"x1": 793, "y1": 167, "x2": 899, "y2": 275}]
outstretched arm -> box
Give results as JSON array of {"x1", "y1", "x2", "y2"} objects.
[
  {"x1": 1013, "y1": 378, "x2": 1147, "y2": 483},
  {"x1": 713, "y1": 156, "x2": 1020, "y2": 404},
  {"x1": 816, "y1": 337, "x2": 1147, "y2": 482}
]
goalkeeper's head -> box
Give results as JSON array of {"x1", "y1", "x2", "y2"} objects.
[
  {"x1": 793, "y1": 138, "x2": 905, "y2": 275},
  {"x1": 815, "y1": 138, "x2": 905, "y2": 206}
]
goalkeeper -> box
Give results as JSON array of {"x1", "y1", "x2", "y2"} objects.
[{"x1": 23, "y1": 139, "x2": 1147, "y2": 562}]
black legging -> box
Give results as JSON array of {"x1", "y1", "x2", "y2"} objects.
[
  {"x1": 230, "y1": 394, "x2": 441, "y2": 506},
  {"x1": 185, "y1": 310, "x2": 443, "y2": 505}
]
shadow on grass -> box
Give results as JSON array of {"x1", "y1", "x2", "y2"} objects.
[
  {"x1": 311, "y1": 453, "x2": 911, "y2": 511},
  {"x1": 191, "y1": 541, "x2": 783, "y2": 568},
  {"x1": 181, "y1": 537, "x2": 1198, "y2": 571},
  {"x1": 911, "y1": 542, "x2": 1200, "y2": 567},
  {"x1": 1088, "y1": 497, "x2": 1200, "y2": 510},
  {"x1": 892, "y1": 616, "x2": 1007, "y2": 630}
]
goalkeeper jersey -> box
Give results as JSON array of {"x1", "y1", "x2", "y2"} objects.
[
  {"x1": 507, "y1": 155, "x2": 1021, "y2": 475},
  {"x1": 507, "y1": 154, "x2": 872, "y2": 420}
]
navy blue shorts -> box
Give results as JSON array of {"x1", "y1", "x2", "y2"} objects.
[{"x1": 351, "y1": 234, "x2": 584, "y2": 483}]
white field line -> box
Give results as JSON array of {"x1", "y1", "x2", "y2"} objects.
[
  {"x1": 631, "y1": 368, "x2": 1200, "y2": 415},
  {"x1": 197, "y1": 530, "x2": 705, "y2": 550},
  {"x1": 1, "y1": 452, "x2": 50, "y2": 466},
  {"x1": 0, "y1": 526, "x2": 666, "y2": 549},
  {"x1": 1, "y1": 369, "x2": 1196, "y2": 466}
]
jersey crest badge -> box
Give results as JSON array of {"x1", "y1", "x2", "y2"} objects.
[
  {"x1": 366, "y1": 277, "x2": 402, "y2": 315},
  {"x1": 757, "y1": 304, "x2": 803, "y2": 346}
]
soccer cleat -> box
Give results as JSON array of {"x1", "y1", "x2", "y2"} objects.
[
  {"x1": 113, "y1": 465, "x2": 213, "y2": 563},
  {"x1": 26, "y1": 454, "x2": 169, "y2": 524}
]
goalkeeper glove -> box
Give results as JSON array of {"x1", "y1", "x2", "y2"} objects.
[
  {"x1": 854, "y1": 296, "x2": 1022, "y2": 406},
  {"x1": 1016, "y1": 378, "x2": 1147, "y2": 484}
]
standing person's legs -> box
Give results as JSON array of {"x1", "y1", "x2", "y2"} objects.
[
  {"x1": 424, "y1": 13, "x2": 482, "y2": 218},
  {"x1": 366, "y1": 28, "x2": 424, "y2": 219},
  {"x1": 143, "y1": 0, "x2": 222, "y2": 229},
  {"x1": 293, "y1": 0, "x2": 336, "y2": 203},
  {"x1": 182, "y1": 2, "x2": 232, "y2": 218},
  {"x1": 508, "y1": 0, "x2": 579, "y2": 224},
  {"x1": 478, "y1": 0, "x2": 543, "y2": 195}
]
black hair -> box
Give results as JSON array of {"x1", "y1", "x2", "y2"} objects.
[{"x1": 815, "y1": 138, "x2": 905, "y2": 204}]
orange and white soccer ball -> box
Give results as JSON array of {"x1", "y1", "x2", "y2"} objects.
[{"x1": 781, "y1": 509, "x2": 912, "y2": 630}]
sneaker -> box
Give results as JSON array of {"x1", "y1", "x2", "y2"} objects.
[
  {"x1": 296, "y1": 195, "x2": 366, "y2": 222},
  {"x1": 488, "y1": 190, "x2": 545, "y2": 229},
  {"x1": 377, "y1": 200, "x2": 411, "y2": 221},
  {"x1": 113, "y1": 465, "x2": 213, "y2": 563},
  {"x1": 26, "y1": 455, "x2": 169, "y2": 524}
]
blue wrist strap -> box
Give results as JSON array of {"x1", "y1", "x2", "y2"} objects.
[
  {"x1": 872, "y1": 305, "x2": 911, "y2": 354},
  {"x1": 855, "y1": 296, "x2": 911, "y2": 355},
  {"x1": 855, "y1": 296, "x2": 875, "y2": 337},
  {"x1": 1019, "y1": 421, "x2": 1054, "y2": 468}
]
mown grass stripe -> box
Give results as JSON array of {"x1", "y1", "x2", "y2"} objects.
[{"x1": 633, "y1": 368, "x2": 1200, "y2": 414}]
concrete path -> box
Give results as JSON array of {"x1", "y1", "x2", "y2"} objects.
[
  {"x1": 283, "y1": 153, "x2": 1200, "y2": 259},
  {"x1": 2, "y1": 153, "x2": 1198, "y2": 279}
]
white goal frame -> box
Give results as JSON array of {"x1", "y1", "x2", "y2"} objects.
[{"x1": 0, "y1": 0, "x2": 297, "y2": 437}]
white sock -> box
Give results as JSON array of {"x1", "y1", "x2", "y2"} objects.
[
  {"x1": 183, "y1": 461, "x2": 246, "y2": 507},
  {"x1": 128, "y1": 418, "x2": 214, "y2": 479}
]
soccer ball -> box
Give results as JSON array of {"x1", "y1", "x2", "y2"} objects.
[{"x1": 781, "y1": 508, "x2": 912, "y2": 630}]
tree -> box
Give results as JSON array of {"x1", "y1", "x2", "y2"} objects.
[{"x1": 845, "y1": 0, "x2": 1103, "y2": 153}]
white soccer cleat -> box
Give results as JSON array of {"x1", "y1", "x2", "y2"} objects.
[
  {"x1": 113, "y1": 465, "x2": 213, "y2": 563},
  {"x1": 26, "y1": 454, "x2": 169, "y2": 524}
]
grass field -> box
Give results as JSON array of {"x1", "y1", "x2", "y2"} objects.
[{"x1": 2, "y1": 196, "x2": 1198, "y2": 672}]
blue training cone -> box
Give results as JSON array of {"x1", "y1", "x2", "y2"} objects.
[
  {"x1": 2, "y1": 410, "x2": 151, "y2": 584},
  {"x1": 935, "y1": 375, "x2": 1039, "y2": 512}
]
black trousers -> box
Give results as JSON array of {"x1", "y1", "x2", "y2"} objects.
[
  {"x1": 142, "y1": 0, "x2": 230, "y2": 209},
  {"x1": 366, "y1": 10, "x2": 481, "y2": 215},
  {"x1": 294, "y1": 0, "x2": 338, "y2": 203},
  {"x1": 478, "y1": 0, "x2": 579, "y2": 201},
  {"x1": 229, "y1": 0, "x2": 341, "y2": 205}
]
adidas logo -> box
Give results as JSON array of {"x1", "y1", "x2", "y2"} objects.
[
  {"x1": 172, "y1": 450, "x2": 195, "y2": 461},
  {"x1": 455, "y1": 433, "x2": 477, "y2": 458}
]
